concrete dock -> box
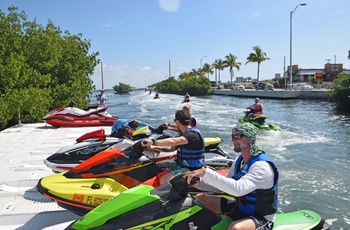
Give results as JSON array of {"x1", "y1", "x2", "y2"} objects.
[{"x1": 0, "y1": 123, "x2": 112, "y2": 230}]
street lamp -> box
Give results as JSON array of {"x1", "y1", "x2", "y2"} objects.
[
  {"x1": 200, "y1": 55, "x2": 207, "y2": 68},
  {"x1": 289, "y1": 3, "x2": 306, "y2": 89}
]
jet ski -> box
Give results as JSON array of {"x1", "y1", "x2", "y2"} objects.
[
  {"x1": 43, "y1": 105, "x2": 117, "y2": 127},
  {"x1": 37, "y1": 139, "x2": 233, "y2": 216},
  {"x1": 37, "y1": 142, "x2": 173, "y2": 216},
  {"x1": 153, "y1": 93, "x2": 160, "y2": 99},
  {"x1": 44, "y1": 126, "x2": 168, "y2": 172},
  {"x1": 46, "y1": 174, "x2": 331, "y2": 230},
  {"x1": 44, "y1": 126, "x2": 234, "y2": 173},
  {"x1": 239, "y1": 109, "x2": 279, "y2": 131}
]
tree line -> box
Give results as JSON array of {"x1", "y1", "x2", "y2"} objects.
[
  {"x1": 0, "y1": 6, "x2": 99, "y2": 130},
  {"x1": 152, "y1": 46, "x2": 270, "y2": 96},
  {"x1": 175, "y1": 46, "x2": 270, "y2": 88}
]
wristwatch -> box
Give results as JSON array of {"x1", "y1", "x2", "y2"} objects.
[{"x1": 152, "y1": 139, "x2": 156, "y2": 145}]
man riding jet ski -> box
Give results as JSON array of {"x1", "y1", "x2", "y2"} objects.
[
  {"x1": 44, "y1": 174, "x2": 331, "y2": 230},
  {"x1": 239, "y1": 98, "x2": 279, "y2": 131},
  {"x1": 44, "y1": 125, "x2": 234, "y2": 173}
]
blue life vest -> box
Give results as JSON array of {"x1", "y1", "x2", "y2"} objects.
[
  {"x1": 97, "y1": 94, "x2": 106, "y2": 107},
  {"x1": 233, "y1": 153, "x2": 279, "y2": 216},
  {"x1": 176, "y1": 128, "x2": 205, "y2": 169},
  {"x1": 111, "y1": 119, "x2": 129, "y2": 134}
]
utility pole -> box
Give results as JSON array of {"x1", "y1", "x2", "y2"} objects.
[
  {"x1": 101, "y1": 62, "x2": 104, "y2": 89},
  {"x1": 284, "y1": 56, "x2": 286, "y2": 89},
  {"x1": 169, "y1": 59, "x2": 171, "y2": 79}
]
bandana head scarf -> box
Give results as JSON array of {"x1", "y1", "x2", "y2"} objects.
[{"x1": 232, "y1": 122, "x2": 263, "y2": 156}]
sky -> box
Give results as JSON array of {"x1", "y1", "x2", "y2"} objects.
[{"x1": 1, "y1": 0, "x2": 349, "y2": 89}]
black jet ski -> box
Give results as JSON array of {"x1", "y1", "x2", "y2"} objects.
[
  {"x1": 44, "y1": 126, "x2": 234, "y2": 173},
  {"x1": 44, "y1": 126, "x2": 165, "y2": 172}
]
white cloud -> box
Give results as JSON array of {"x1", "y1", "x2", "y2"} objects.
[
  {"x1": 91, "y1": 64, "x2": 163, "y2": 89},
  {"x1": 101, "y1": 22, "x2": 113, "y2": 27},
  {"x1": 158, "y1": 0, "x2": 180, "y2": 12},
  {"x1": 329, "y1": 10, "x2": 345, "y2": 16},
  {"x1": 251, "y1": 12, "x2": 261, "y2": 20}
]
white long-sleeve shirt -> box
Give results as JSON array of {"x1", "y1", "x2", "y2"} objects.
[{"x1": 200, "y1": 156, "x2": 276, "y2": 221}]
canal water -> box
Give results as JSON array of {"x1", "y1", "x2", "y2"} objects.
[{"x1": 93, "y1": 89, "x2": 350, "y2": 229}]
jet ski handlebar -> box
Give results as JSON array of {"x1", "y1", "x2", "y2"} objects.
[{"x1": 168, "y1": 174, "x2": 200, "y2": 198}]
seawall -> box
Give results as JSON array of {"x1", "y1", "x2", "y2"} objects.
[{"x1": 213, "y1": 89, "x2": 330, "y2": 100}]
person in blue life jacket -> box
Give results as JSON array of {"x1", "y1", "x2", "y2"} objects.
[
  {"x1": 154, "y1": 92, "x2": 160, "y2": 99},
  {"x1": 110, "y1": 119, "x2": 140, "y2": 138},
  {"x1": 142, "y1": 109, "x2": 205, "y2": 184},
  {"x1": 110, "y1": 119, "x2": 166, "y2": 138},
  {"x1": 96, "y1": 89, "x2": 107, "y2": 107},
  {"x1": 184, "y1": 122, "x2": 279, "y2": 230}
]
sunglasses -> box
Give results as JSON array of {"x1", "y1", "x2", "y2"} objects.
[
  {"x1": 174, "y1": 119, "x2": 178, "y2": 122},
  {"x1": 231, "y1": 133, "x2": 243, "y2": 140}
]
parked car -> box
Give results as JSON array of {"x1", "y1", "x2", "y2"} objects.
[
  {"x1": 293, "y1": 83, "x2": 313, "y2": 91},
  {"x1": 258, "y1": 82, "x2": 274, "y2": 90},
  {"x1": 230, "y1": 83, "x2": 245, "y2": 91}
]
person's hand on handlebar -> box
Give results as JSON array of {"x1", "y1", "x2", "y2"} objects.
[
  {"x1": 184, "y1": 167, "x2": 206, "y2": 184},
  {"x1": 141, "y1": 139, "x2": 152, "y2": 147}
]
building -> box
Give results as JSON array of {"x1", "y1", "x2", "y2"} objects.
[{"x1": 286, "y1": 63, "x2": 349, "y2": 83}]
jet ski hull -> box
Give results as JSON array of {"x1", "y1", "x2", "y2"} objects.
[
  {"x1": 43, "y1": 106, "x2": 117, "y2": 127},
  {"x1": 239, "y1": 115, "x2": 279, "y2": 131},
  {"x1": 57, "y1": 175, "x2": 330, "y2": 230},
  {"x1": 45, "y1": 137, "x2": 234, "y2": 173}
]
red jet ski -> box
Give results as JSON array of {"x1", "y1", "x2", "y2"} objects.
[{"x1": 43, "y1": 105, "x2": 117, "y2": 127}]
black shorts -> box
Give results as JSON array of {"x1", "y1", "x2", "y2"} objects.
[{"x1": 220, "y1": 198, "x2": 274, "y2": 230}]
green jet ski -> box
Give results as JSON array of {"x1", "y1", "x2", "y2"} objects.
[
  {"x1": 47, "y1": 174, "x2": 330, "y2": 230},
  {"x1": 239, "y1": 109, "x2": 279, "y2": 131}
]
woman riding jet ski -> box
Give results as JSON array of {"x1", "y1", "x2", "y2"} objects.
[
  {"x1": 45, "y1": 174, "x2": 331, "y2": 230},
  {"x1": 44, "y1": 125, "x2": 234, "y2": 173}
]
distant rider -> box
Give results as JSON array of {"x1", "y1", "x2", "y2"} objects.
[
  {"x1": 183, "y1": 92, "x2": 191, "y2": 102},
  {"x1": 96, "y1": 89, "x2": 107, "y2": 107},
  {"x1": 247, "y1": 97, "x2": 263, "y2": 121}
]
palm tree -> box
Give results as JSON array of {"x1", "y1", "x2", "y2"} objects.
[
  {"x1": 202, "y1": 63, "x2": 214, "y2": 79},
  {"x1": 223, "y1": 53, "x2": 241, "y2": 88},
  {"x1": 189, "y1": 69, "x2": 199, "y2": 78},
  {"x1": 245, "y1": 46, "x2": 270, "y2": 89},
  {"x1": 212, "y1": 59, "x2": 225, "y2": 86}
]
